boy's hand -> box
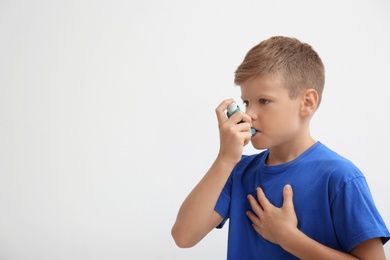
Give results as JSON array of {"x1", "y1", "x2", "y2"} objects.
[
  {"x1": 246, "y1": 185, "x2": 298, "y2": 245},
  {"x1": 215, "y1": 98, "x2": 252, "y2": 166}
]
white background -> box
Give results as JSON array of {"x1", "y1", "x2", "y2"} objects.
[{"x1": 1, "y1": 0, "x2": 389, "y2": 259}]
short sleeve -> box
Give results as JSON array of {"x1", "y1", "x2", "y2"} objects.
[
  {"x1": 214, "y1": 173, "x2": 233, "y2": 229},
  {"x1": 331, "y1": 176, "x2": 390, "y2": 252}
]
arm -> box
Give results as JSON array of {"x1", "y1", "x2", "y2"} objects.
[
  {"x1": 247, "y1": 185, "x2": 386, "y2": 259},
  {"x1": 171, "y1": 98, "x2": 253, "y2": 248},
  {"x1": 170, "y1": 159, "x2": 231, "y2": 248}
]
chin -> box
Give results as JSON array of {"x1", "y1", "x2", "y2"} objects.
[{"x1": 251, "y1": 142, "x2": 268, "y2": 151}]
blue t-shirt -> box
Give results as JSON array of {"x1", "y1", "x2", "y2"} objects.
[{"x1": 215, "y1": 142, "x2": 390, "y2": 259}]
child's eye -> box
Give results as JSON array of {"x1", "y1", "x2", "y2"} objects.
[
  {"x1": 259, "y1": 99, "x2": 269, "y2": 105},
  {"x1": 242, "y1": 101, "x2": 249, "y2": 107}
]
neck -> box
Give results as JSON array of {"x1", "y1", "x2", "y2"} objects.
[{"x1": 266, "y1": 137, "x2": 316, "y2": 166}]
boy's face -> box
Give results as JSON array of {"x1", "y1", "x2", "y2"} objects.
[{"x1": 240, "y1": 75, "x2": 305, "y2": 150}]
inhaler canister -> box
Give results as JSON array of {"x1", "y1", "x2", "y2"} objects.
[{"x1": 226, "y1": 102, "x2": 240, "y2": 118}]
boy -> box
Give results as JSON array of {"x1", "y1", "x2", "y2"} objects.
[{"x1": 171, "y1": 36, "x2": 390, "y2": 259}]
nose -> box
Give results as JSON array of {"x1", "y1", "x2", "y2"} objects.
[{"x1": 245, "y1": 106, "x2": 257, "y2": 121}]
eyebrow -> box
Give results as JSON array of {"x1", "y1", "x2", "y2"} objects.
[{"x1": 241, "y1": 94, "x2": 276, "y2": 100}]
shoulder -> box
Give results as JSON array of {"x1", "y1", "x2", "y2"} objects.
[
  {"x1": 226, "y1": 151, "x2": 267, "y2": 181},
  {"x1": 311, "y1": 143, "x2": 363, "y2": 179},
  {"x1": 303, "y1": 143, "x2": 366, "y2": 197},
  {"x1": 234, "y1": 151, "x2": 266, "y2": 171}
]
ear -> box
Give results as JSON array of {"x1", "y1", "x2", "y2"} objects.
[{"x1": 300, "y1": 89, "x2": 319, "y2": 116}]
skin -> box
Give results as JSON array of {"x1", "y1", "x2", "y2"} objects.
[{"x1": 171, "y1": 75, "x2": 386, "y2": 259}]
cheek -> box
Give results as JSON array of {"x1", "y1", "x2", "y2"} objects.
[{"x1": 267, "y1": 110, "x2": 300, "y2": 132}]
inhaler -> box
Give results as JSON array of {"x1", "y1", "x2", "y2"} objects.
[{"x1": 226, "y1": 102, "x2": 256, "y2": 136}]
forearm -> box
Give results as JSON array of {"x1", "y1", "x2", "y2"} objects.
[
  {"x1": 171, "y1": 157, "x2": 234, "y2": 247},
  {"x1": 281, "y1": 227, "x2": 358, "y2": 260}
]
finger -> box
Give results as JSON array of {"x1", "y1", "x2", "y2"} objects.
[
  {"x1": 243, "y1": 133, "x2": 252, "y2": 146},
  {"x1": 282, "y1": 184, "x2": 294, "y2": 210},
  {"x1": 246, "y1": 211, "x2": 261, "y2": 226},
  {"x1": 233, "y1": 121, "x2": 252, "y2": 132},
  {"x1": 231, "y1": 122, "x2": 252, "y2": 140},
  {"x1": 252, "y1": 224, "x2": 263, "y2": 237},
  {"x1": 247, "y1": 212, "x2": 263, "y2": 236},
  {"x1": 227, "y1": 111, "x2": 246, "y2": 124},
  {"x1": 243, "y1": 131, "x2": 253, "y2": 146},
  {"x1": 215, "y1": 98, "x2": 235, "y2": 125},
  {"x1": 256, "y1": 187, "x2": 272, "y2": 209},
  {"x1": 223, "y1": 122, "x2": 251, "y2": 141},
  {"x1": 247, "y1": 194, "x2": 264, "y2": 215},
  {"x1": 230, "y1": 130, "x2": 251, "y2": 147},
  {"x1": 227, "y1": 110, "x2": 252, "y2": 124},
  {"x1": 239, "y1": 112, "x2": 252, "y2": 125}
]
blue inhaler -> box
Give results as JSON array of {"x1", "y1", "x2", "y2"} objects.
[{"x1": 226, "y1": 102, "x2": 256, "y2": 136}]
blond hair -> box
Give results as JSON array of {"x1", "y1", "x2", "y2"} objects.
[{"x1": 235, "y1": 36, "x2": 325, "y2": 106}]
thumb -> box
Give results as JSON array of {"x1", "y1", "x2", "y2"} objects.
[{"x1": 282, "y1": 184, "x2": 294, "y2": 210}]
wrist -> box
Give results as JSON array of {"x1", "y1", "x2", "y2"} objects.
[
  {"x1": 215, "y1": 152, "x2": 240, "y2": 169},
  {"x1": 278, "y1": 226, "x2": 303, "y2": 252}
]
